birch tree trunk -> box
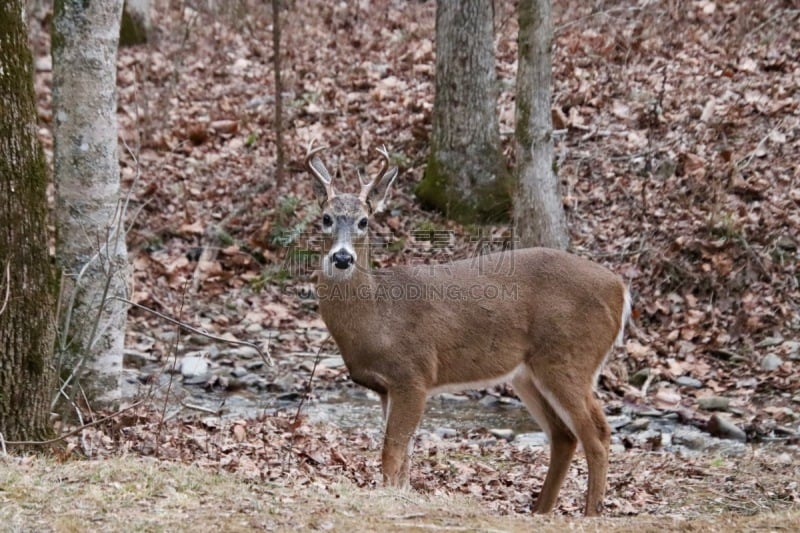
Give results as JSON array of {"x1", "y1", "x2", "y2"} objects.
[
  {"x1": 416, "y1": 0, "x2": 511, "y2": 223},
  {"x1": 0, "y1": 0, "x2": 58, "y2": 443},
  {"x1": 514, "y1": 0, "x2": 569, "y2": 249},
  {"x1": 52, "y1": 0, "x2": 128, "y2": 408}
]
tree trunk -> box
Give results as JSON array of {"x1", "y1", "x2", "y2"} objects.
[
  {"x1": 0, "y1": 0, "x2": 58, "y2": 443},
  {"x1": 120, "y1": 0, "x2": 149, "y2": 46},
  {"x1": 52, "y1": 0, "x2": 128, "y2": 409},
  {"x1": 514, "y1": 0, "x2": 569, "y2": 249},
  {"x1": 417, "y1": 0, "x2": 511, "y2": 224}
]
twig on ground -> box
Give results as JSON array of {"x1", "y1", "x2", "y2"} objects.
[
  {"x1": 736, "y1": 121, "x2": 782, "y2": 171},
  {"x1": 1, "y1": 400, "x2": 145, "y2": 447},
  {"x1": 180, "y1": 400, "x2": 223, "y2": 415},
  {"x1": 292, "y1": 336, "x2": 330, "y2": 426},
  {"x1": 107, "y1": 295, "x2": 272, "y2": 366},
  {"x1": 281, "y1": 336, "x2": 330, "y2": 475}
]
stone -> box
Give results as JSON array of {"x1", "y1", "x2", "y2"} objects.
[
  {"x1": 231, "y1": 366, "x2": 249, "y2": 378},
  {"x1": 488, "y1": 428, "x2": 515, "y2": 441},
  {"x1": 706, "y1": 414, "x2": 747, "y2": 443},
  {"x1": 514, "y1": 432, "x2": 548, "y2": 448},
  {"x1": 675, "y1": 376, "x2": 703, "y2": 388},
  {"x1": 607, "y1": 415, "x2": 632, "y2": 430},
  {"x1": 436, "y1": 393, "x2": 470, "y2": 402},
  {"x1": 629, "y1": 417, "x2": 651, "y2": 431},
  {"x1": 319, "y1": 357, "x2": 345, "y2": 369},
  {"x1": 760, "y1": 353, "x2": 783, "y2": 371},
  {"x1": 434, "y1": 427, "x2": 458, "y2": 439},
  {"x1": 180, "y1": 356, "x2": 209, "y2": 379},
  {"x1": 245, "y1": 360, "x2": 265, "y2": 371},
  {"x1": 756, "y1": 336, "x2": 784, "y2": 348},
  {"x1": 784, "y1": 341, "x2": 800, "y2": 360},
  {"x1": 672, "y1": 426, "x2": 709, "y2": 450},
  {"x1": 122, "y1": 349, "x2": 152, "y2": 369},
  {"x1": 697, "y1": 396, "x2": 730, "y2": 411}
]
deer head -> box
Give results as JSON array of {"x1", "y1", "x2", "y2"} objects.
[{"x1": 305, "y1": 144, "x2": 398, "y2": 279}]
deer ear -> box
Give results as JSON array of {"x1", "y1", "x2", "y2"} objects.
[{"x1": 367, "y1": 167, "x2": 398, "y2": 214}]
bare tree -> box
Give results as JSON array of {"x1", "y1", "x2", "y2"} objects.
[
  {"x1": 52, "y1": 0, "x2": 129, "y2": 408},
  {"x1": 0, "y1": 0, "x2": 58, "y2": 443},
  {"x1": 514, "y1": 0, "x2": 569, "y2": 249},
  {"x1": 416, "y1": 0, "x2": 511, "y2": 223}
]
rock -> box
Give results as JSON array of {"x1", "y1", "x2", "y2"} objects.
[
  {"x1": 697, "y1": 396, "x2": 730, "y2": 411},
  {"x1": 706, "y1": 414, "x2": 747, "y2": 443},
  {"x1": 637, "y1": 408, "x2": 665, "y2": 417},
  {"x1": 436, "y1": 393, "x2": 470, "y2": 402},
  {"x1": 276, "y1": 392, "x2": 302, "y2": 402},
  {"x1": 760, "y1": 353, "x2": 783, "y2": 371},
  {"x1": 609, "y1": 443, "x2": 626, "y2": 455},
  {"x1": 123, "y1": 349, "x2": 152, "y2": 369},
  {"x1": 629, "y1": 417, "x2": 651, "y2": 431},
  {"x1": 672, "y1": 426, "x2": 709, "y2": 450},
  {"x1": 186, "y1": 333, "x2": 213, "y2": 346},
  {"x1": 488, "y1": 428, "x2": 515, "y2": 441},
  {"x1": 244, "y1": 323, "x2": 264, "y2": 334},
  {"x1": 654, "y1": 388, "x2": 681, "y2": 409},
  {"x1": 180, "y1": 356, "x2": 209, "y2": 379},
  {"x1": 231, "y1": 366, "x2": 249, "y2": 378},
  {"x1": 223, "y1": 346, "x2": 260, "y2": 359},
  {"x1": 640, "y1": 430, "x2": 667, "y2": 449},
  {"x1": 319, "y1": 357, "x2": 345, "y2": 369},
  {"x1": 479, "y1": 395, "x2": 502, "y2": 408},
  {"x1": 675, "y1": 376, "x2": 703, "y2": 388},
  {"x1": 434, "y1": 427, "x2": 458, "y2": 439},
  {"x1": 607, "y1": 415, "x2": 632, "y2": 430},
  {"x1": 515, "y1": 432, "x2": 548, "y2": 448},
  {"x1": 784, "y1": 341, "x2": 800, "y2": 360},
  {"x1": 756, "y1": 336, "x2": 784, "y2": 348},
  {"x1": 245, "y1": 360, "x2": 265, "y2": 371}
]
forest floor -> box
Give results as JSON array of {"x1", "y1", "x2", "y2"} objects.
[{"x1": 13, "y1": 0, "x2": 800, "y2": 527}]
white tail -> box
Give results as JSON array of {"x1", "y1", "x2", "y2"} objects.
[{"x1": 305, "y1": 145, "x2": 630, "y2": 516}]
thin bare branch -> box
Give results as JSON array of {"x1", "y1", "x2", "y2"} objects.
[
  {"x1": 0, "y1": 400, "x2": 145, "y2": 447},
  {"x1": 106, "y1": 295, "x2": 273, "y2": 366},
  {"x1": 0, "y1": 262, "x2": 9, "y2": 316}
]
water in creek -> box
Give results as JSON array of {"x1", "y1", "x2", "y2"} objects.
[{"x1": 175, "y1": 384, "x2": 541, "y2": 435}]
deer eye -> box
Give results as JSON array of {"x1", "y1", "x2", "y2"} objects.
[
  {"x1": 358, "y1": 217, "x2": 368, "y2": 230},
  {"x1": 322, "y1": 214, "x2": 333, "y2": 227}
]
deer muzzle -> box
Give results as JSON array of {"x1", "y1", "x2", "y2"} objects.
[{"x1": 332, "y1": 248, "x2": 355, "y2": 270}]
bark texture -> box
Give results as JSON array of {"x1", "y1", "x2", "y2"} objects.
[
  {"x1": 514, "y1": 0, "x2": 569, "y2": 249},
  {"x1": 53, "y1": 0, "x2": 128, "y2": 408},
  {"x1": 0, "y1": 0, "x2": 58, "y2": 443},
  {"x1": 417, "y1": 0, "x2": 511, "y2": 223}
]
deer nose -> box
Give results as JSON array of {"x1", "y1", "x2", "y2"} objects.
[{"x1": 332, "y1": 249, "x2": 354, "y2": 269}]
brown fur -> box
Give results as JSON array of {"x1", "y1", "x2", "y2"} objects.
[{"x1": 306, "y1": 148, "x2": 629, "y2": 516}]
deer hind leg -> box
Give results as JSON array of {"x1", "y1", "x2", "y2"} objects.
[
  {"x1": 512, "y1": 368, "x2": 577, "y2": 514},
  {"x1": 528, "y1": 369, "x2": 611, "y2": 517},
  {"x1": 381, "y1": 389, "x2": 426, "y2": 488}
]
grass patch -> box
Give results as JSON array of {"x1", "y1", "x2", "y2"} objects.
[{"x1": 1, "y1": 455, "x2": 799, "y2": 532}]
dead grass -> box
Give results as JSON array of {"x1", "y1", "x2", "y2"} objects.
[{"x1": 2, "y1": 455, "x2": 798, "y2": 533}]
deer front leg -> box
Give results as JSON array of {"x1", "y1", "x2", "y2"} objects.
[{"x1": 381, "y1": 389, "x2": 426, "y2": 487}]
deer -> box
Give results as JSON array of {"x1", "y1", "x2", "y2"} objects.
[{"x1": 304, "y1": 144, "x2": 631, "y2": 517}]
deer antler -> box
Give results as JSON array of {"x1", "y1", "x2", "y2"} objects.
[
  {"x1": 305, "y1": 141, "x2": 335, "y2": 200},
  {"x1": 358, "y1": 145, "x2": 391, "y2": 204}
]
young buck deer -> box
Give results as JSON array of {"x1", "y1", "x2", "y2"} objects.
[{"x1": 305, "y1": 145, "x2": 631, "y2": 516}]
